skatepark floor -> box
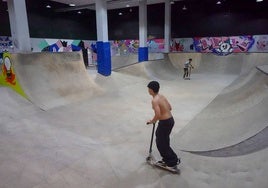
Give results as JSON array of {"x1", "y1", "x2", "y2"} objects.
[{"x1": 1, "y1": 59, "x2": 268, "y2": 188}]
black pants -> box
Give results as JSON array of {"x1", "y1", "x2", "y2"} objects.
[
  {"x1": 183, "y1": 68, "x2": 189, "y2": 78},
  {"x1": 156, "y1": 117, "x2": 178, "y2": 167}
]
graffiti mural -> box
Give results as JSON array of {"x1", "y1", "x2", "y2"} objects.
[
  {"x1": 194, "y1": 36, "x2": 255, "y2": 55},
  {"x1": 34, "y1": 38, "x2": 98, "y2": 65},
  {"x1": 148, "y1": 39, "x2": 164, "y2": 53},
  {"x1": 110, "y1": 39, "x2": 165, "y2": 55},
  {"x1": 38, "y1": 39, "x2": 90, "y2": 52},
  {"x1": 170, "y1": 38, "x2": 195, "y2": 52},
  {"x1": 0, "y1": 52, "x2": 28, "y2": 98},
  {"x1": 1, "y1": 52, "x2": 16, "y2": 85},
  {"x1": 1, "y1": 34, "x2": 267, "y2": 56},
  {"x1": 0, "y1": 36, "x2": 12, "y2": 53},
  {"x1": 170, "y1": 39, "x2": 185, "y2": 52},
  {"x1": 256, "y1": 35, "x2": 268, "y2": 51}
]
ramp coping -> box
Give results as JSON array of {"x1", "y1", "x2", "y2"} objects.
[{"x1": 256, "y1": 65, "x2": 268, "y2": 75}]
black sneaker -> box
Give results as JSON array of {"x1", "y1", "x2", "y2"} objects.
[
  {"x1": 166, "y1": 165, "x2": 178, "y2": 172},
  {"x1": 156, "y1": 160, "x2": 166, "y2": 166},
  {"x1": 177, "y1": 158, "x2": 181, "y2": 165}
]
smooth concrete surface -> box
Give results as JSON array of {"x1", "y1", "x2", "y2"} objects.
[
  {"x1": 114, "y1": 55, "x2": 178, "y2": 80},
  {"x1": 257, "y1": 65, "x2": 268, "y2": 75},
  {"x1": 11, "y1": 52, "x2": 102, "y2": 110},
  {"x1": 0, "y1": 52, "x2": 268, "y2": 188},
  {"x1": 176, "y1": 68, "x2": 268, "y2": 151}
]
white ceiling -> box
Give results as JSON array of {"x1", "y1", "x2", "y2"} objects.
[{"x1": 51, "y1": 0, "x2": 169, "y2": 10}]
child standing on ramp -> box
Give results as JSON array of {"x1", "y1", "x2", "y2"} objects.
[{"x1": 183, "y1": 58, "x2": 194, "y2": 80}]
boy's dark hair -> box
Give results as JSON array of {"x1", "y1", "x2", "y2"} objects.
[
  {"x1": 189, "y1": 58, "x2": 192, "y2": 61},
  {"x1": 147, "y1": 81, "x2": 160, "y2": 93}
]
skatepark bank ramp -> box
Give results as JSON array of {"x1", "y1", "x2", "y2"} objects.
[
  {"x1": 168, "y1": 52, "x2": 268, "y2": 76},
  {"x1": 174, "y1": 64, "x2": 268, "y2": 152},
  {"x1": 114, "y1": 54, "x2": 179, "y2": 80},
  {"x1": 1, "y1": 52, "x2": 101, "y2": 110}
]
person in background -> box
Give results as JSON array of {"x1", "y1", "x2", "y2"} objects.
[{"x1": 183, "y1": 58, "x2": 194, "y2": 79}]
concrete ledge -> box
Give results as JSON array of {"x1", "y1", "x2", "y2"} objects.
[{"x1": 256, "y1": 65, "x2": 268, "y2": 75}]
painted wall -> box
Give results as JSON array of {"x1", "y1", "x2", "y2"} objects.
[
  {"x1": 170, "y1": 35, "x2": 268, "y2": 55},
  {"x1": 0, "y1": 52, "x2": 27, "y2": 98},
  {"x1": 1, "y1": 35, "x2": 268, "y2": 57}
]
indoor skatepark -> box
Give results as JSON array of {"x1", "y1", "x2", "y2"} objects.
[{"x1": 0, "y1": 52, "x2": 267, "y2": 188}]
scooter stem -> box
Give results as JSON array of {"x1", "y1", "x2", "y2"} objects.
[{"x1": 149, "y1": 123, "x2": 156, "y2": 154}]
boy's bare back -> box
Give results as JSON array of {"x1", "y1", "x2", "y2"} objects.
[{"x1": 152, "y1": 94, "x2": 172, "y2": 121}]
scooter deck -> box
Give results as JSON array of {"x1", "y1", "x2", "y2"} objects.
[{"x1": 146, "y1": 157, "x2": 180, "y2": 174}]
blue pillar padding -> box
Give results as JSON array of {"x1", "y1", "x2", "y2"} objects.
[
  {"x1": 138, "y1": 47, "x2": 148, "y2": 62},
  {"x1": 97, "y1": 41, "x2": 111, "y2": 76}
]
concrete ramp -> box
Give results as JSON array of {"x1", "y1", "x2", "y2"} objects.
[
  {"x1": 168, "y1": 52, "x2": 202, "y2": 72},
  {"x1": 111, "y1": 53, "x2": 165, "y2": 70},
  {"x1": 11, "y1": 52, "x2": 101, "y2": 110},
  {"x1": 114, "y1": 54, "x2": 179, "y2": 80},
  {"x1": 0, "y1": 87, "x2": 37, "y2": 120},
  {"x1": 112, "y1": 54, "x2": 138, "y2": 70},
  {"x1": 257, "y1": 65, "x2": 268, "y2": 75},
  {"x1": 169, "y1": 52, "x2": 243, "y2": 75},
  {"x1": 168, "y1": 52, "x2": 268, "y2": 75},
  {"x1": 1, "y1": 52, "x2": 268, "y2": 188},
  {"x1": 175, "y1": 67, "x2": 268, "y2": 151}
]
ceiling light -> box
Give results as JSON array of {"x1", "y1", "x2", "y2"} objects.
[
  {"x1": 256, "y1": 0, "x2": 263, "y2": 2},
  {"x1": 69, "y1": 3, "x2": 76, "y2": 7},
  {"x1": 126, "y1": 4, "x2": 130, "y2": 7},
  {"x1": 216, "y1": 1, "x2": 221, "y2": 5},
  {"x1": 170, "y1": 1, "x2": 175, "y2": 4},
  {"x1": 77, "y1": 11, "x2": 82, "y2": 14},
  {"x1": 46, "y1": 5, "x2": 51, "y2": 8},
  {"x1": 182, "y1": 5, "x2": 187, "y2": 10},
  {"x1": 118, "y1": 12, "x2": 123, "y2": 16}
]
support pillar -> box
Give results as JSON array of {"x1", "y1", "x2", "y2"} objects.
[
  {"x1": 95, "y1": 0, "x2": 111, "y2": 76},
  {"x1": 164, "y1": 0, "x2": 171, "y2": 53},
  {"x1": 138, "y1": 0, "x2": 148, "y2": 62},
  {"x1": 7, "y1": 0, "x2": 31, "y2": 52}
]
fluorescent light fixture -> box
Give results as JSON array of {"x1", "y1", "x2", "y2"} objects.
[
  {"x1": 216, "y1": 1, "x2": 221, "y2": 5},
  {"x1": 69, "y1": 3, "x2": 76, "y2": 7},
  {"x1": 77, "y1": 11, "x2": 82, "y2": 14},
  {"x1": 46, "y1": 5, "x2": 51, "y2": 8},
  {"x1": 118, "y1": 12, "x2": 123, "y2": 15},
  {"x1": 256, "y1": 0, "x2": 263, "y2": 2}
]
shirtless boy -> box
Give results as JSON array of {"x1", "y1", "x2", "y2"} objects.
[{"x1": 147, "y1": 81, "x2": 179, "y2": 169}]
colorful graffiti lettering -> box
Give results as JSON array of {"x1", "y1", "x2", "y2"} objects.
[{"x1": 194, "y1": 36, "x2": 255, "y2": 55}]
